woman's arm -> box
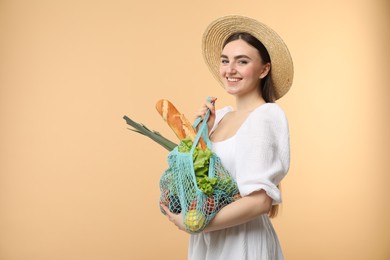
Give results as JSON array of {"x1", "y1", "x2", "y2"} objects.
[
  {"x1": 203, "y1": 189, "x2": 272, "y2": 232},
  {"x1": 160, "y1": 189, "x2": 272, "y2": 233}
]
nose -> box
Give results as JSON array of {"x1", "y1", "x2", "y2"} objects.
[{"x1": 226, "y1": 63, "x2": 237, "y2": 74}]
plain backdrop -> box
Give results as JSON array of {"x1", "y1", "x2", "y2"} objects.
[{"x1": 1, "y1": 0, "x2": 389, "y2": 259}]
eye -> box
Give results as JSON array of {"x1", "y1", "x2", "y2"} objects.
[
  {"x1": 220, "y1": 59, "x2": 229, "y2": 64},
  {"x1": 238, "y1": 59, "x2": 249, "y2": 65}
]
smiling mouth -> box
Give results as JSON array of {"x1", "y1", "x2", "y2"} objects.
[{"x1": 227, "y1": 77, "x2": 241, "y2": 82}]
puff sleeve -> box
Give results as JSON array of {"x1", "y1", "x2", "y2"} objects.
[{"x1": 235, "y1": 104, "x2": 290, "y2": 204}]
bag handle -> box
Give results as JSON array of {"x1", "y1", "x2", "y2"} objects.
[{"x1": 191, "y1": 97, "x2": 213, "y2": 153}]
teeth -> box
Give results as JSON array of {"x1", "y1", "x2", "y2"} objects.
[{"x1": 227, "y1": 78, "x2": 240, "y2": 82}]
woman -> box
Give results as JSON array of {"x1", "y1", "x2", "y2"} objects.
[{"x1": 161, "y1": 15, "x2": 293, "y2": 259}]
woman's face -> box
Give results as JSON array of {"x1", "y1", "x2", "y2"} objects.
[{"x1": 219, "y1": 39, "x2": 269, "y2": 97}]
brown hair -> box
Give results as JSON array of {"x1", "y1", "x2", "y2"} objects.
[
  {"x1": 268, "y1": 184, "x2": 280, "y2": 218},
  {"x1": 222, "y1": 32, "x2": 275, "y2": 103},
  {"x1": 223, "y1": 32, "x2": 281, "y2": 218}
]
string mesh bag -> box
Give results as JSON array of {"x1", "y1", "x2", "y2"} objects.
[{"x1": 159, "y1": 102, "x2": 241, "y2": 233}]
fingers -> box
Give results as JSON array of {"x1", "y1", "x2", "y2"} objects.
[
  {"x1": 161, "y1": 203, "x2": 177, "y2": 224},
  {"x1": 206, "y1": 97, "x2": 217, "y2": 113},
  {"x1": 161, "y1": 203, "x2": 186, "y2": 231},
  {"x1": 161, "y1": 203, "x2": 178, "y2": 223},
  {"x1": 209, "y1": 96, "x2": 218, "y2": 104},
  {"x1": 160, "y1": 203, "x2": 171, "y2": 216},
  {"x1": 205, "y1": 101, "x2": 216, "y2": 114},
  {"x1": 194, "y1": 97, "x2": 217, "y2": 120},
  {"x1": 194, "y1": 106, "x2": 208, "y2": 120}
]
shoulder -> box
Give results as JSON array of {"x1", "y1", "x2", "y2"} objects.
[
  {"x1": 216, "y1": 106, "x2": 233, "y2": 117},
  {"x1": 215, "y1": 106, "x2": 233, "y2": 122},
  {"x1": 210, "y1": 106, "x2": 233, "y2": 133},
  {"x1": 236, "y1": 103, "x2": 289, "y2": 141},
  {"x1": 236, "y1": 103, "x2": 290, "y2": 156},
  {"x1": 249, "y1": 103, "x2": 288, "y2": 127},
  {"x1": 253, "y1": 103, "x2": 287, "y2": 119}
]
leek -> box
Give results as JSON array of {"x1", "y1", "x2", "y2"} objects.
[{"x1": 123, "y1": 115, "x2": 177, "y2": 151}]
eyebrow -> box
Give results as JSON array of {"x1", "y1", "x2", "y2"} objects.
[{"x1": 220, "y1": 54, "x2": 252, "y2": 60}]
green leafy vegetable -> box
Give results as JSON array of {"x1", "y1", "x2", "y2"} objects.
[
  {"x1": 196, "y1": 177, "x2": 217, "y2": 195},
  {"x1": 123, "y1": 115, "x2": 177, "y2": 151},
  {"x1": 178, "y1": 137, "x2": 217, "y2": 195}
]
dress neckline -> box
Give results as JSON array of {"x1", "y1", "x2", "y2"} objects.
[{"x1": 210, "y1": 103, "x2": 270, "y2": 144}]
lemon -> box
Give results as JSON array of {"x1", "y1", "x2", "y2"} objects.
[{"x1": 185, "y1": 210, "x2": 206, "y2": 232}]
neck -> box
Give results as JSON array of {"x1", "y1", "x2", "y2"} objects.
[{"x1": 235, "y1": 93, "x2": 266, "y2": 113}]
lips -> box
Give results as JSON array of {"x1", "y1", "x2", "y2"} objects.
[{"x1": 227, "y1": 77, "x2": 241, "y2": 82}]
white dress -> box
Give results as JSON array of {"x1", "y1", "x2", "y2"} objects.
[{"x1": 188, "y1": 103, "x2": 290, "y2": 260}]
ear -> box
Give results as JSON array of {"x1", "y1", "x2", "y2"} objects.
[{"x1": 259, "y1": 63, "x2": 271, "y2": 79}]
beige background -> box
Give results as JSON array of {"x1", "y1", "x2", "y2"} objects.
[{"x1": 1, "y1": 0, "x2": 389, "y2": 259}]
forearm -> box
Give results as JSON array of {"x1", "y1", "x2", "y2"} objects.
[{"x1": 203, "y1": 189, "x2": 272, "y2": 232}]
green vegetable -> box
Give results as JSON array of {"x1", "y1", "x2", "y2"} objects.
[
  {"x1": 178, "y1": 137, "x2": 217, "y2": 195},
  {"x1": 123, "y1": 115, "x2": 177, "y2": 151},
  {"x1": 196, "y1": 177, "x2": 217, "y2": 195},
  {"x1": 122, "y1": 116, "x2": 219, "y2": 196},
  {"x1": 217, "y1": 177, "x2": 235, "y2": 194}
]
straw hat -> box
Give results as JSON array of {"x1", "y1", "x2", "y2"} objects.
[{"x1": 202, "y1": 15, "x2": 294, "y2": 100}]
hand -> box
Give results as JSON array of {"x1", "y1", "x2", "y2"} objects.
[
  {"x1": 160, "y1": 203, "x2": 189, "y2": 233},
  {"x1": 194, "y1": 97, "x2": 217, "y2": 132}
]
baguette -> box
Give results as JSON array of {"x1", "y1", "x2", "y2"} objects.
[{"x1": 155, "y1": 99, "x2": 206, "y2": 150}]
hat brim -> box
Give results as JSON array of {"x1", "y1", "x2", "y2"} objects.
[{"x1": 202, "y1": 15, "x2": 294, "y2": 100}]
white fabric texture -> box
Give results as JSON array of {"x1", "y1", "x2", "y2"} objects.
[{"x1": 188, "y1": 103, "x2": 290, "y2": 260}]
